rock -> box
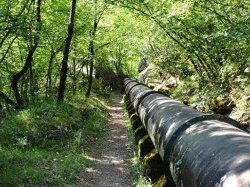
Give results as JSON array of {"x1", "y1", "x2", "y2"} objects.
[
  {"x1": 46, "y1": 126, "x2": 69, "y2": 140},
  {"x1": 245, "y1": 95, "x2": 250, "y2": 101},
  {"x1": 165, "y1": 76, "x2": 179, "y2": 88},
  {"x1": 195, "y1": 104, "x2": 207, "y2": 113},
  {"x1": 47, "y1": 129, "x2": 63, "y2": 139},
  {"x1": 244, "y1": 67, "x2": 250, "y2": 73},
  {"x1": 138, "y1": 57, "x2": 148, "y2": 73},
  {"x1": 138, "y1": 66, "x2": 152, "y2": 83},
  {"x1": 209, "y1": 94, "x2": 236, "y2": 115}
]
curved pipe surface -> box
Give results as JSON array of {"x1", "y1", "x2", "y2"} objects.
[{"x1": 124, "y1": 78, "x2": 250, "y2": 187}]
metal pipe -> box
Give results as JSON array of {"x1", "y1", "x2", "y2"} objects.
[{"x1": 123, "y1": 78, "x2": 250, "y2": 187}]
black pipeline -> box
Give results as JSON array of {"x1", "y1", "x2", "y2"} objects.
[{"x1": 123, "y1": 78, "x2": 250, "y2": 187}]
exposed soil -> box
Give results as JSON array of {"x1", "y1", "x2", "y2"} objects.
[{"x1": 80, "y1": 92, "x2": 133, "y2": 187}]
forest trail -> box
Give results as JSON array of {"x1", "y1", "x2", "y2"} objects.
[{"x1": 81, "y1": 92, "x2": 133, "y2": 187}]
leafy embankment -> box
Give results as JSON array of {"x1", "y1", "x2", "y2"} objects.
[
  {"x1": 139, "y1": 64, "x2": 250, "y2": 128},
  {"x1": 0, "y1": 96, "x2": 109, "y2": 186}
]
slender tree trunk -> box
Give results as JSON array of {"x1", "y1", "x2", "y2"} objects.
[
  {"x1": 46, "y1": 51, "x2": 56, "y2": 98},
  {"x1": 46, "y1": 45, "x2": 63, "y2": 98},
  {"x1": 85, "y1": 40, "x2": 95, "y2": 98},
  {"x1": 86, "y1": 61, "x2": 89, "y2": 76},
  {"x1": 72, "y1": 57, "x2": 77, "y2": 95},
  {"x1": 0, "y1": 36, "x2": 17, "y2": 64},
  {"x1": 12, "y1": 45, "x2": 37, "y2": 107},
  {"x1": 85, "y1": 13, "x2": 99, "y2": 98},
  {"x1": 0, "y1": 30, "x2": 12, "y2": 49},
  {"x1": 0, "y1": 103, "x2": 2, "y2": 112},
  {"x1": 85, "y1": 0, "x2": 106, "y2": 98},
  {"x1": 11, "y1": 0, "x2": 42, "y2": 108},
  {"x1": 57, "y1": 0, "x2": 77, "y2": 103}
]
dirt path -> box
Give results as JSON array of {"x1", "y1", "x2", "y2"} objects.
[{"x1": 81, "y1": 92, "x2": 133, "y2": 187}]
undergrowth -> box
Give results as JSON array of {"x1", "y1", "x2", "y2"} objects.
[
  {"x1": 0, "y1": 95, "x2": 109, "y2": 186},
  {"x1": 171, "y1": 74, "x2": 250, "y2": 126}
]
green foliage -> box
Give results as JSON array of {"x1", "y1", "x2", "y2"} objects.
[
  {"x1": 0, "y1": 96, "x2": 108, "y2": 185},
  {"x1": 1, "y1": 0, "x2": 249, "y2": 103},
  {"x1": 0, "y1": 148, "x2": 92, "y2": 186},
  {"x1": 1, "y1": 0, "x2": 250, "y2": 184},
  {"x1": 0, "y1": 101, "x2": 81, "y2": 147},
  {"x1": 130, "y1": 156, "x2": 151, "y2": 187},
  {"x1": 122, "y1": 101, "x2": 151, "y2": 187},
  {"x1": 171, "y1": 75, "x2": 200, "y2": 104},
  {"x1": 111, "y1": 0, "x2": 250, "y2": 90},
  {"x1": 86, "y1": 112, "x2": 107, "y2": 133},
  {"x1": 0, "y1": 0, "x2": 151, "y2": 104}
]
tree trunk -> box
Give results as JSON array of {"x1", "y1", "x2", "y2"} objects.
[
  {"x1": 57, "y1": 0, "x2": 77, "y2": 103},
  {"x1": 86, "y1": 61, "x2": 89, "y2": 76},
  {"x1": 85, "y1": 40, "x2": 95, "y2": 98},
  {"x1": 0, "y1": 36, "x2": 17, "y2": 64},
  {"x1": 12, "y1": 45, "x2": 37, "y2": 107},
  {"x1": 85, "y1": 14, "x2": 99, "y2": 98},
  {"x1": 46, "y1": 45, "x2": 63, "y2": 98},
  {"x1": 72, "y1": 57, "x2": 77, "y2": 95},
  {"x1": 46, "y1": 51, "x2": 56, "y2": 98},
  {"x1": 11, "y1": 0, "x2": 42, "y2": 108}
]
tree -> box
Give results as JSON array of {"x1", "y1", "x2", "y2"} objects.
[
  {"x1": 11, "y1": 0, "x2": 42, "y2": 108},
  {"x1": 85, "y1": 1, "x2": 106, "y2": 98},
  {"x1": 57, "y1": 0, "x2": 77, "y2": 102}
]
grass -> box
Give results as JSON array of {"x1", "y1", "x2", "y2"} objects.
[
  {"x1": 121, "y1": 96, "x2": 151, "y2": 187},
  {"x1": 0, "y1": 95, "x2": 109, "y2": 186}
]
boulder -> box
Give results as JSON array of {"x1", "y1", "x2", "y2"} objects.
[
  {"x1": 138, "y1": 57, "x2": 148, "y2": 73},
  {"x1": 209, "y1": 94, "x2": 236, "y2": 115}
]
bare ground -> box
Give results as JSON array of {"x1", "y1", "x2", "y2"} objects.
[{"x1": 80, "y1": 92, "x2": 133, "y2": 187}]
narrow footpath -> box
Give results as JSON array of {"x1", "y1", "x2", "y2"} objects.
[{"x1": 81, "y1": 92, "x2": 133, "y2": 187}]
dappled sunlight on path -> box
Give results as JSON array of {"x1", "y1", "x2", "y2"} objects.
[{"x1": 80, "y1": 92, "x2": 133, "y2": 187}]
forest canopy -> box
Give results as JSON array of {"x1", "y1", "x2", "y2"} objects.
[
  {"x1": 0, "y1": 0, "x2": 250, "y2": 185},
  {"x1": 0, "y1": 0, "x2": 249, "y2": 110}
]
